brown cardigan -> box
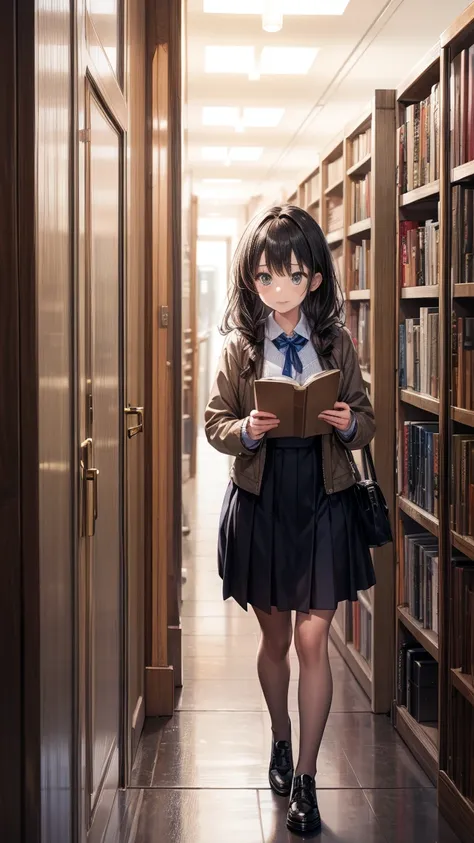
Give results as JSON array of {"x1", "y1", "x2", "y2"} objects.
[{"x1": 205, "y1": 325, "x2": 375, "y2": 496}]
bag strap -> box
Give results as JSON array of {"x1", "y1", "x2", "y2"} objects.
[{"x1": 346, "y1": 443, "x2": 378, "y2": 484}]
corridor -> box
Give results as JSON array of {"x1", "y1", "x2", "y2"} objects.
[{"x1": 105, "y1": 438, "x2": 460, "y2": 843}]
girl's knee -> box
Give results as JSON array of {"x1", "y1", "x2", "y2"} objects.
[{"x1": 260, "y1": 629, "x2": 292, "y2": 662}]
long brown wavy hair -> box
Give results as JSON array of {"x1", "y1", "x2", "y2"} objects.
[{"x1": 221, "y1": 205, "x2": 344, "y2": 372}]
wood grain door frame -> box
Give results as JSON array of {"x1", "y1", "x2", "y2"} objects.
[
  {"x1": 0, "y1": 3, "x2": 39, "y2": 841},
  {"x1": 144, "y1": 0, "x2": 183, "y2": 716}
]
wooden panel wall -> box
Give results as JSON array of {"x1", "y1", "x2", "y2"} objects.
[{"x1": 36, "y1": 2, "x2": 74, "y2": 842}]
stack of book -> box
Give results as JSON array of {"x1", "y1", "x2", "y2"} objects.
[
  {"x1": 327, "y1": 156, "x2": 344, "y2": 186},
  {"x1": 327, "y1": 197, "x2": 343, "y2": 232},
  {"x1": 350, "y1": 600, "x2": 372, "y2": 664},
  {"x1": 349, "y1": 240, "x2": 371, "y2": 290},
  {"x1": 399, "y1": 220, "x2": 440, "y2": 288},
  {"x1": 453, "y1": 315, "x2": 474, "y2": 409},
  {"x1": 396, "y1": 640, "x2": 438, "y2": 723},
  {"x1": 351, "y1": 174, "x2": 371, "y2": 222},
  {"x1": 401, "y1": 533, "x2": 439, "y2": 633},
  {"x1": 397, "y1": 84, "x2": 440, "y2": 193},
  {"x1": 453, "y1": 559, "x2": 474, "y2": 679},
  {"x1": 402, "y1": 421, "x2": 439, "y2": 515},
  {"x1": 352, "y1": 128, "x2": 372, "y2": 163},
  {"x1": 450, "y1": 47, "x2": 474, "y2": 168},
  {"x1": 451, "y1": 186, "x2": 474, "y2": 284},
  {"x1": 451, "y1": 434, "x2": 474, "y2": 537},
  {"x1": 399, "y1": 308, "x2": 439, "y2": 397}
]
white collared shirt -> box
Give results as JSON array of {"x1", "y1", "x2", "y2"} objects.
[{"x1": 263, "y1": 311, "x2": 323, "y2": 385}]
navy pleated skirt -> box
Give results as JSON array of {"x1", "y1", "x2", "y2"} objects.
[{"x1": 218, "y1": 436, "x2": 376, "y2": 614}]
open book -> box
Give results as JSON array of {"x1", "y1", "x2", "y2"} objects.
[{"x1": 254, "y1": 369, "x2": 341, "y2": 438}]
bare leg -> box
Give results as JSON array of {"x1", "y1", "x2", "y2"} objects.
[
  {"x1": 252, "y1": 606, "x2": 293, "y2": 742},
  {"x1": 294, "y1": 608, "x2": 335, "y2": 776}
]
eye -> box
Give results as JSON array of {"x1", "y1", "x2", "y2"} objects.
[
  {"x1": 256, "y1": 272, "x2": 272, "y2": 287},
  {"x1": 291, "y1": 272, "x2": 305, "y2": 286}
]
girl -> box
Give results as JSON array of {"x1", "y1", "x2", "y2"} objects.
[{"x1": 205, "y1": 205, "x2": 376, "y2": 836}]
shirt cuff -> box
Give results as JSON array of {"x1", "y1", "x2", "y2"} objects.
[
  {"x1": 337, "y1": 413, "x2": 358, "y2": 442},
  {"x1": 241, "y1": 418, "x2": 261, "y2": 450}
]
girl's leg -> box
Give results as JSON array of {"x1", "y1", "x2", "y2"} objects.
[
  {"x1": 294, "y1": 608, "x2": 336, "y2": 776},
  {"x1": 252, "y1": 606, "x2": 293, "y2": 741}
]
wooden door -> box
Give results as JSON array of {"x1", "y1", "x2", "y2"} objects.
[{"x1": 77, "y1": 4, "x2": 128, "y2": 840}]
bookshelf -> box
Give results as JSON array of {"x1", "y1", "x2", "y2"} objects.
[
  {"x1": 394, "y1": 11, "x2": 474, "y2": 841},
  {"x1": 295, "y1": 93, "x2": 397, "y2": 713}
]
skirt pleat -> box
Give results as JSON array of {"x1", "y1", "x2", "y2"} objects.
[{"x1": 218, "y1": 436, "x2": 376, "y2": 614}]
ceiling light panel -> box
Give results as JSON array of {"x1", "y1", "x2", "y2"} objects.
[
  {"x1": 201, "y1": 146, "x2": 229, "y2": 161},
  {"x1": 201, "y1": 107, "x2": 285, "y2": 128},
  {"x1": 205, "y1": 46, "x2": 254, "y2": 74},
  {"x1": 243, "y1": 108, "x2": 285, "y2": 127},
  {"x1": 205, "y1": 46, "x2": 318, "y2": 76},
  {"x1": 202, "y1": 107, "x2": 239, "y2": 126},
  {"x1": 203, "y1": 0, "x2": 350, "y2": 15},
  {"x1": 201, "y1": 146, "x2": 264, "y2": 162}
]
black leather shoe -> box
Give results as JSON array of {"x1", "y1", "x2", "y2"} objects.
[
  {"x1": 269, "y1": 733, "x2": 294, "y2": 797},
  {"x1": 287, "y1": 774, "x2": 321, "y2": 835}
]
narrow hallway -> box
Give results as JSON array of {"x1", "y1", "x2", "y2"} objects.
[{"x1": 107, "y1": 439, "x2": 460, "y2": 843}]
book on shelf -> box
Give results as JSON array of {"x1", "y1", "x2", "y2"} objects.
[
  {"x1": 305, "y1": 172, "x2": 320, "y2": 206},
  {"x1": 452, "y1": 559, "x2": 474, "y2": 682},
  {"x1": 396, "y1": 638, "x2": 438, "y2": 721},
  {"x1": 327, "y1": 196, "x2": 343, "y2": 232},
  {"x1": 401, "y1": 533, "x2": 439, "y2": 634},
  {"x1": 397, "y1": 84, "x2": 440, "y2": 193},
  {"x1": 399, "y1": 309, "x2": 439, "y2": 397},
  {"x1": 348, "y1": 599, "x2": 372, "y2": 664},
  {"x1": 453, "y1": 315, "x2": 474, "y2": 410},
  {"x1": 327, "y1": 156, "x2": 343, "y2": 186},
  {"x1": 254, "y1": 369, "x2": 340, "y2": 439},
  {"x1": 399, "y1": 219, "x2": 439, "y2": 287},
  {"x1": 352, "y1": 128, "x2": 372, "y2": 164},
  {"x1": 349, "y1": 240, "x2": 371, "y2": 290},
  {"x1": 450, "y1": 46, "x2": 474, "y2": 168},
  {"x1": 348, "y1": 302, "x2": 371, "y2": 372},
  {"x1": 451, "y1": 185, "x2": 474, "y2": 285},
  {"x1": 350, "y1": 173, "x2": 371, "y2": 223},
  {"x1": 451, "y1": 434, "x2": 474, "y2": 537},
  {"x1": 402, "y1": 421, "x2": 439, "y2": 515}
]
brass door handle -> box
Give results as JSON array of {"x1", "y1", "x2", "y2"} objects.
[
  {"x1": 124, "y1": 405, "x2": 144, "y2": 438},
  {"x1": 85, "y1": 467, "x2": 99, "y2": 536},
  {"x1": 81, "y1": 438, "x2": 99, "y2": 537}
]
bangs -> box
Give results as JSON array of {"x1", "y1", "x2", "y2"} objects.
[{"x1": 252, "y1": 215, "x2": 315, "y2": 278}]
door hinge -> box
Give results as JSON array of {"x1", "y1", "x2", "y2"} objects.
[
  {"x1": 159, "y1": 305, "x2": 169, "y2": 328},
  {"x1": 79, "y1": 128, "x2": 91, "y2": 143}
]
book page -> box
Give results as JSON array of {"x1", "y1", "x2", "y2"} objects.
[{"x1": 304, "y1": 370, "x2": 341, "y2": 437}]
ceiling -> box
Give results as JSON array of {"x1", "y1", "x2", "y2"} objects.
[{"x1": 186, "y1": 0, "x2": 471, "y2": 228}]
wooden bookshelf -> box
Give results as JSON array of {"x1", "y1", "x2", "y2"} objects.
[
  {"x1": 394, "y1": 11, "x2": 474, "y2": 840},
  {"x1": 292, "y1": 96, "x2": 396, "y2": 713},
  {"x1": 307, "y1": 94, "x2": 395, "y2": 714}
]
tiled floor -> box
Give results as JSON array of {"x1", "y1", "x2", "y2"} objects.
[{"x1": 106, "y1": 437, "x2": 460, "y2": 843}]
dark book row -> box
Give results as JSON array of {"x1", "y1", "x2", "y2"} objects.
[
  {"x1": 401, "y1": 421, "x2": 439, "y2": 515},
  {"x1": 401, "y1": 533, "x2": 439, "y2": 634},
  {"x1": 453, "y1": 314, "x2": 474, "y2": 411},
  {"x1": 348, "y1": 303, "x2": 371, "y2": 373},
  {"x1": 399, "y1": 309, "x2": 439, "y2": 398},
  {"x1": 452, "y1": 185, "x2": 474, "y2": 285},
  {"x1": 397, "y1": 639, "x2": 438, "y2": 723},
  {"x1": 451, "y1": 434, "x2": 474, "y2": 537},
  {"x1": 453, "y1": 561, "x2": 474, "y2": 682},
  {"x1": 399, "y1": 219, "x2": 439, "y2": 288},
  {"x1": 397, "y1": 84, "x2": 440, "y2": 194}
]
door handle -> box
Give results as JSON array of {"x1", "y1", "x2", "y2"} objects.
[
  {"x1": 81, "y1": 438, "x2": 99, "y2": 537},
  {"x1": 124, "y1": 405, "x2": 144, "y2": 438},
  {"x1": 85, "y1": 468, "x2": 99, "y2": 536}
]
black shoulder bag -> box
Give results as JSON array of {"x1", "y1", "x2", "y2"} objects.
[{"x1": 346, "y1": 445, "x2": 393, "y2": 548}]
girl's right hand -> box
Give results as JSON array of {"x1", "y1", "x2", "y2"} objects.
[{"x1": 247, "y1": 410, "x2": 280, "y2": 440}]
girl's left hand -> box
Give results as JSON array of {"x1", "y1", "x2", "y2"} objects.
[{"x1": 318, "y1": 401, "x2": 352, "y2": 431}]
